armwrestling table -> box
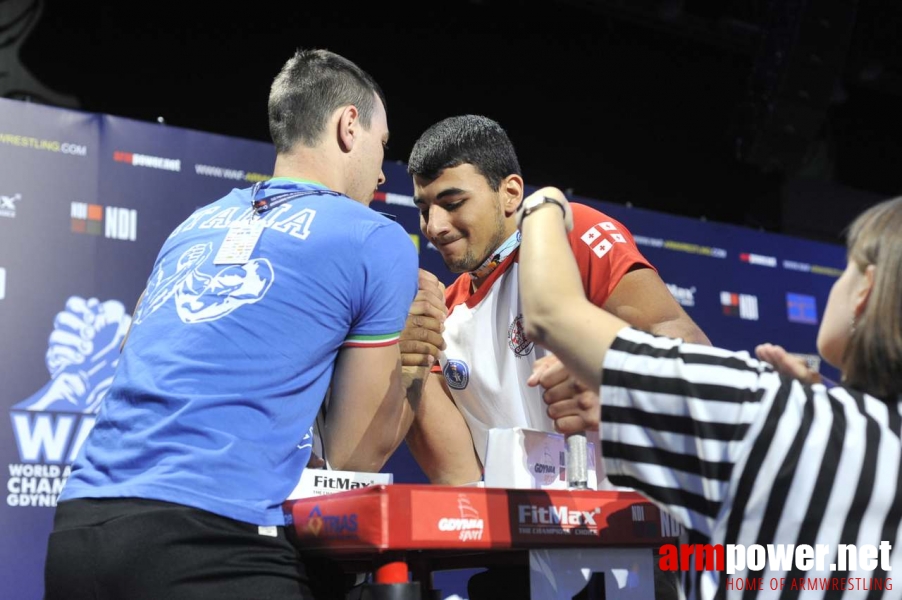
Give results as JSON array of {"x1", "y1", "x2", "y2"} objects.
[{"x1": 284, "y1": 484, "x2": 679, "y2": 600}]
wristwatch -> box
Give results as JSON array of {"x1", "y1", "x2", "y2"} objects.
[{"x1": 516, "y1": 195, "x2": 574, "y2": 232}]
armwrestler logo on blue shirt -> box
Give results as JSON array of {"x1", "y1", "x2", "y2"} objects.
[
  {"x1": 134, "y1": 242, "x2": 274, "y2": 325},
  {"x1": 443, "y1": 360, "x2": 470, "y2": 390}
]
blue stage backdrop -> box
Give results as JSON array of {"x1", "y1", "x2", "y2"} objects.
[{"x1": 0, "y1": 97, "x2": 845, "y2": 599}]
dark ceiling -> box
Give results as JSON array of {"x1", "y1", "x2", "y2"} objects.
[{"x1": 7, "y1": 0, "x2": 902, "y2": 242}]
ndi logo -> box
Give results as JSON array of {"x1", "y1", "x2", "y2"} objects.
[
  {"x1": 720, "y1": 292, "x2": 759, "y2": 321},
  {"x1": 71, "y1": 202, "x2": 137, "y2": 241},
  {"x1": 104, "y1": 206, "x2": 137, "y2": 241}
]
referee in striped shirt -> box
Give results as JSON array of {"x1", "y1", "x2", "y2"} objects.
[{"x1": 517, "y1": 188, "x2": 902, "y2": 599}]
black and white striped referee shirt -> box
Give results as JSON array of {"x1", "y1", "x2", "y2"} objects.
[{"x1": 600, "y1": 327, "x2": 902, "y2": 600}]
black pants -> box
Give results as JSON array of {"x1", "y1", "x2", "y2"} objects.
[{"x1": 44, "y1": 498, "x2": 347, "y2": 600}]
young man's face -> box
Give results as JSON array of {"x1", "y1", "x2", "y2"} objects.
[{"x1": 413, "y1": 164, "x2": 510, "y2": 274}]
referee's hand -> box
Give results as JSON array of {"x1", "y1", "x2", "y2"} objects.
[
  {"x1": 755, "y1": 343, "x2": 822, "y2": 385},
  {"x1": 400, "y1": 269, "x2": 447, "y2": 367}
]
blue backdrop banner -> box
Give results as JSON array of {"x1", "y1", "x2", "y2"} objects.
[{"x1": 0, "y1": 97, "x2": 844, "y2": 599}]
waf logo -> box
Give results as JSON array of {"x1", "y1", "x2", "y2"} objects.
[
  {"x1": 720, "y1": 292, "x2": 759, "y2": 321},
  {"x1": 7, "y1": 297, "x2": 131, "y2": 508},
  {"x1": 580, "y1": 221, "x2": 626, "y2": 259},
  {"x1": 437, "y1": 494, "x2": 485, "y2": 542},
  {"x1": 71, "y1": 202, "x2": 137, "y2": 241},
  {"x1": 443, "y1": 360, "x2": 469, "y2": 390},
  {"x1": 508, "y1": 314, "x2": 534, "y2": 357}
]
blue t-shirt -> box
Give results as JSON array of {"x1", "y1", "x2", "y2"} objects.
[{"x1": 61, "y1": 179, "x2": 419, "y2": 525}]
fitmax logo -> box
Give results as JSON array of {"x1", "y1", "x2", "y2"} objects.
[
  {"x1": 667, "y1": 284, "x2": 696, "y2": 308},
  {"x1": 518, "y1": 504, "x2": 602, "y2": 527},
  {"x1": 312, "y1": 475, "x2": 375, "y2": 491}
]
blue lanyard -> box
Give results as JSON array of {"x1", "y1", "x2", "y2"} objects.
[{"x1": 251, "y1": 181, "x2": 339, "y2": 215}]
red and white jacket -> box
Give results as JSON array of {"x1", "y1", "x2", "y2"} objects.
[{"x1": 432, "y1": 203, "x2": 654, "y2": 463}]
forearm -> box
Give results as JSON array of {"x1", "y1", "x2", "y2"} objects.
[
  {"x1": 519, "y1": 200, "x2": 628, "y2": 390},
  {"x1": 397, "y1": 364, "x2": 430, "y2": 437},
  {"x1": 406, "y1": 423, "x2": 482, "y2": 485},
  {"x1": 325, "y1": 401, "x2": 407, "y2": 473},
  {"x1": 405, "y1": 376, "x2": 482, "y2": 485},
  {"x1": 648, "y1": 316, "x2": 711, "y2": 345},
  {"x1": 325, "y1": 361, "x2": 407, "y2": 472}
]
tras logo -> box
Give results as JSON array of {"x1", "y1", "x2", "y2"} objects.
[
  {"x1": 6, "y1": 297, "x2": 131, "y2": 508},
  {"x1": 304, "y1": 506, "x2": 358, "y2": 538}
]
